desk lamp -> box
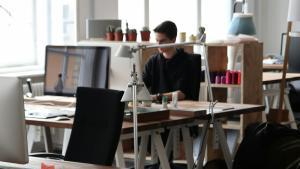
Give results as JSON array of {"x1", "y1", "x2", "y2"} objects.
[
  {"x1": 116, "y1": 39, "x2": 212, "y2": 169},
  {"x1": 278, "y1": 0, "x2": 300, "y2": 120},
  {"x1": 115, "y1": 45, "x2": 151, "y2": 169}
]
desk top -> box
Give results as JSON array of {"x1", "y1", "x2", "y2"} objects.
[
  {"x1": 263, "y1": 72, "x2": 300, "y2": 84},
  {"x1": 263, "y1": 64, "x2": 283, "y2": 72},
  {"x1": 26, "y1": 101, "x2": 264, "y2": 133},
  {"x1": 0, "y1": 157, "x2": 118, "y2": 169}
]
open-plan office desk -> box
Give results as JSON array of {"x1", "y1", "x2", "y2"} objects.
[
  {"x1": 26, "y1": 100, "x2": 264, "y2": 169},
  {"x1": 262, "y1": 72, "x2": 300, "y2": 129},
  {"x1": 0, "y1": 157, "x2": 118, "y2": 169}
]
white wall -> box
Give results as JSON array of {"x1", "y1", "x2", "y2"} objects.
[
  {"x1": 76, "y1": 0, "x2": 118, "y2": 41},
  {"x1": 94, "y1": 0, "x2": 118, "y2": 19},
  {"x1": 77, "y1": 0, "x2": 295, "y2": 56},
  {"x1": 254, "y1": 0, "x2": 289, "y2": 56}
]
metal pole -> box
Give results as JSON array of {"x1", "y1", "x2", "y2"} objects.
[{"x1": 132, "y1": 64, "x2": 139, "y2": 169}]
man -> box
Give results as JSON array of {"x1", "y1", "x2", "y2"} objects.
[{"x1": 143, "y1": 20, "x2": 197, "y2": 102}]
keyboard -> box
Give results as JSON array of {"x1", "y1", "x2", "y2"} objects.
[{"x1": 25, "y1": 105, "x2": 75, "y2": 119}]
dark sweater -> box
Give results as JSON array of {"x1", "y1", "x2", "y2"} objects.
[{"x1": 142, "y1": 48, "x2": 195, "y2": 100}]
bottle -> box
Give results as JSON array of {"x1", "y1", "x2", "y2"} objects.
[
  {"x1": 172, "y1": 92, "x2": 178, "y2": 108},
  {"x1": 162, "y1": 96, "x2": 168, "y2": 109}
]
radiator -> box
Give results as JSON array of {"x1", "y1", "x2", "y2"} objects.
[{"x1": 23, "y1": 82, "x2": 44, "y2": 96}]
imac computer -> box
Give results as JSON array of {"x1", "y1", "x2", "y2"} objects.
[
  {"x1": 0, "y1": 76, "x2": 28, "y2": 167},
  {"x1": 44, "y1": 45, "x2": 110, "y2": 96}
]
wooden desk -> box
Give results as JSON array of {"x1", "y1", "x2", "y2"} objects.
[
  {"x1": 262, "y1": 72, "x2": 300, "y2": 129},
  {"x1": 263, "y1": 64, "x2": 283, "y2": 72},
  {"x1": 263, "y1": 72, "x2": 300, "y2": 85},
  {"x1": 0, "y1": 157, "x2": 118, "y2": 169},
  {"x1": 25, "y1": 101, "x2": 264, "y2": 169}
]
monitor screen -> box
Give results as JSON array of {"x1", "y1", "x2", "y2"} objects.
[
  {"x1": 44, "y1": 45, "x2": 110, "y2": 96},
  {"x1": 0, "y1": 76, "x2": 28, "y2": 165}
]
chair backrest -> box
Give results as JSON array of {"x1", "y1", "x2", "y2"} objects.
[
  {"x1": 288, "y1": 35, "x2": 300, "y2": 73},
  {"x1": 189, "y1": 54, "x2": 202, "y2": 100},
  {"x1": 64, "y1": 87, "x2": 125, "y2": 165}
]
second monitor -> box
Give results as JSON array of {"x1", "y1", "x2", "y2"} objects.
[{"x1": 44, "y1": 45, "x2": 110, "y2": 96}]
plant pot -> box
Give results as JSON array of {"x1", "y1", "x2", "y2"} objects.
[
  {"x1": 114, "y1": 32, "x2": 123, "y2": 41},
  {"x1": 127, "y1": 33, "x2": 137, "y2": 41},
  {"x1": 140, "y1": 31, "x2": 150, "y2": 41},
  {"x1": 106, "y1": 32, "x2": 114, "y2": 41}
]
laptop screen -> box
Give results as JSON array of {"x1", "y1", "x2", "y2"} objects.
[{"x1": 44, "y1": 45, "x2": 110, "y2": 96}]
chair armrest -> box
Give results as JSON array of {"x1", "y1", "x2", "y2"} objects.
[{"x1": 30, "y1": 152, "x2": 65, "y2": 160}]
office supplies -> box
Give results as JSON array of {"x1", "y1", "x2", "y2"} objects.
[
  {"x1": 123, "y1": 107, "x2": 169, "y2": 122},
  {"x1": 44, "y1": 45, "x2": 110, "y2": 96},
  {"x1": 25, "y1": 105, "x2": 75, "y2": 119},
  {"x1": 0, "y1": 76, "x2": 28, "y2": 166}
]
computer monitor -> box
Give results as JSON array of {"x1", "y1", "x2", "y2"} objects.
[
  {"x1": 0, "y1": 76, "x2": 28, "y2": 165},
  {"x1": 44, "y1": 45, "x2": 110, "y2": 96}
]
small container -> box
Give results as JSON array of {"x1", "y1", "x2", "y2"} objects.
[
  {"x1": 172, "y1": 92, "x2": 178, "y2": 108},
  {"x1": 237, "y1": 71, "x2": 241, "y2": 84},
  {"x1": 215, "y1": 75, "x2": 221, "y2": 84},
  {"x1": 221, "y1": 76, "x2": 226, "y2": 84},
  {"x1": 162, "y1": 96, "x2": 168, "y2": 109},
  {"x1": 226, "y1": 70, "x2": 232, "y2": 84},
  {"x1": 231, "y1": 71, "x2": 237, "y2": 84}
]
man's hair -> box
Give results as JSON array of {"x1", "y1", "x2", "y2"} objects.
[{"x1": 153, "y1": 21, "x2": 177, "y2": 40}]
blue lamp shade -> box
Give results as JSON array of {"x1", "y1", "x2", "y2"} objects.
[{"x1": 228, "y1": 13, "x2": 256, "y2": 35}]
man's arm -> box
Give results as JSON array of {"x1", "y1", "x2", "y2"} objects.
[{"x1": 152, "y1": 90, "x2": 185, "y2": 102}]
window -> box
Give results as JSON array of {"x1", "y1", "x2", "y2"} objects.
[
  {"x1": 149, "y1": 0, "x2": 198, "y2": 42},
  {"x1": 118, "y1": 0, "x2": 232, "y2": 42},
  {"x1": 118, "y1": 0, "x2": 144, "y2": 35},
  {"x1": 201, "y1": 0, "x2": 232, "y2": 41},
  {"x1": 0, "y1": 0, "x2": 76, "y2": 73}
]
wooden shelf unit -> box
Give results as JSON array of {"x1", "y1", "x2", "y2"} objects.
[{"x1": 205, "y1": 41, "x2": 263, "y2": 132}]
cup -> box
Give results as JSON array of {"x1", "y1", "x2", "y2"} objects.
[
  {"x1": 172, "y1": 92, "x2": 178, "y2": 108},
  {"x1": 179, "y1": 32, "x2": 186, "y2": 42}
]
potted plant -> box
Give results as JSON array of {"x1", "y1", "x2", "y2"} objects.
[
  {"x1": 106, "y1": 25, "x2": 115, "y2": 41},
  {"x1": 140, "y1": 26, "x2": 151, "y2": 41},
  {"x1": 114, "y1": 27, "x2": 123, "y2": 41},
  {"x1": 127, "y1": 29, "x2": 137, "y2": 41}
]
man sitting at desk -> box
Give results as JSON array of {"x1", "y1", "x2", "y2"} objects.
[{"x1": 143, "y1": 20, "x2": 198, "y2": 102}]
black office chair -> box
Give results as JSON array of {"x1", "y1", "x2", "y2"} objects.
[
  {"x1": 189, "y1": 53, "x2": 203, "y2": 101},
  {"x1": 287, "y1": 35, "x2": 300, "y2": 124},
  {"x1": 31, "y1": 87, "x2": 125, "y2": 166}
]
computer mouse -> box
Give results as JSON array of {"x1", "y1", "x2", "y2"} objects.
[{"x1": 54, "y1": 116, "x2": 70, "y2": 121}]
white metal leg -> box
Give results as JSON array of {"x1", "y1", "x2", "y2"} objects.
[
  {"x1": 195, "y1": 121, "x2": 209, "y2": 169},
  {"x1": 42, "y1": 127, "x2": 53, "y2": 153},
  {"x1": 27, "y1": 125, "x2": 37, "y2": 153},
  {"x1": 152, "y1": 131, "x2": 171, "y2": 169},
  {"x1": 62, "y1": 129, "x2": 72, "y2": 155},
  {"x1": 172, "y1": 128, "x2": 180, "y2": 159},
  {"x1": 182, "y1": 127, "x2": 194, "y2": 169},
  {"x1": 165, "y1": 129, "x2": 173, "y2": 160},
  {"x1": 138, "y1": 134, "x2": 149, "y2": 169},
  {"x1": 115, "y1": 141, "x2": 126, "y2": 168},
  {"x1": 215, "y1": 121, "x2": 233, "y2": 169}
]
